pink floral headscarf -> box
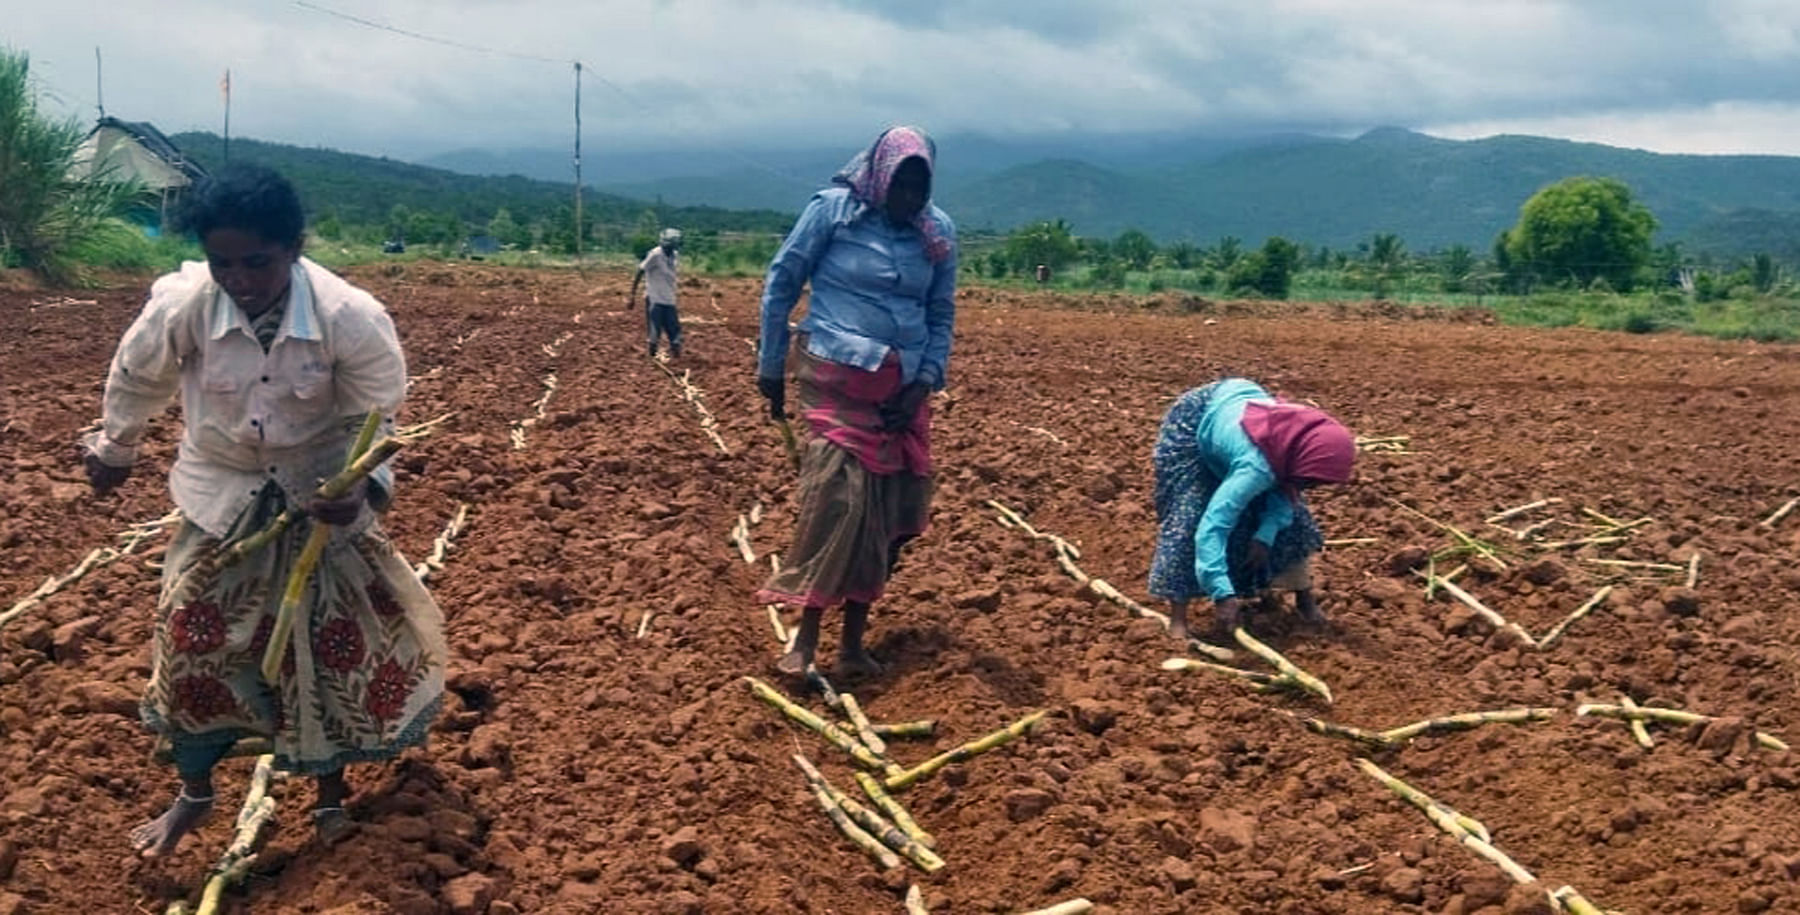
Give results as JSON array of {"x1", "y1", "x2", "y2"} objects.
[
  {"x1": 833, "y1": 126, "x2": 953, "y2": 262},
  {"x1": 1240, "y1": 402, "x2": 1356, "y2": 487}
]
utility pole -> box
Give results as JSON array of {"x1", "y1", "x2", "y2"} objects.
[{"x1": 573, "y1": 61, "x2": 583, "y2": 271}]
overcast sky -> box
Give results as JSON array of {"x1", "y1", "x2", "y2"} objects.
[{"x1": 10, "y1": 0, "x2": 1800, "y2": 162}]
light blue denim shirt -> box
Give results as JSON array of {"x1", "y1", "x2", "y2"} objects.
[
  {"x1": 758, "y1": 187, "x2": 958, "y2": 388},
  {"x1": 1192, "y1": 379, "x2": 1295, "y2": 600}
]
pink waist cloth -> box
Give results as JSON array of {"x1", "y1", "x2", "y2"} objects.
[{"x1": 796, "y1": 349, "x2": 931, "y2": 476}]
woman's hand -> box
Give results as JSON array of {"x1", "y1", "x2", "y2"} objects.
[
  {"x1": 879, "y1": 382, "x2": 930, "y2": 431},
  {"x1": 757, "y1": 376, "x2": 786, "y2": 420},
  {"x1": 1246, "y1": 540, "x2": 1270, "y2": 572},
  {"x1": 308, "y1": 479, "x2": 367, "y2": 526}
]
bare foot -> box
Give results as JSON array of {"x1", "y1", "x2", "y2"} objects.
[
  {"x1": 313, "y1": 806, "x2": 356, "y2": 846},
  {"x1": 1168, "y1": 617, "x2": 1191, "y2": 644},
  {"x1": 130, "y1": 792, "x2": 214, "y2": 859},
  {"x1": 836, "y1": 650, "x2": 884, "y2": 678},
  {"x1": 1212, "y1": 597, "x2": 1244, "y2": 638}
]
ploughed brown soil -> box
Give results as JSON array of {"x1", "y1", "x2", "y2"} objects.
[{"x1": 2, "y1": 265, "x2": 1797, "y2": 914}]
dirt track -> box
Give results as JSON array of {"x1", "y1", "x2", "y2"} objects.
[{"x1": 2, "y1": 265, "x2": 1798, "y2": 914}]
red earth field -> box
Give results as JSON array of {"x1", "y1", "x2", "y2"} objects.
[{"x1": 2, "y1": 264, "x2": 1798, "y2": 914}]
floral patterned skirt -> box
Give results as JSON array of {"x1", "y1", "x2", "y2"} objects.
[{"x1": 142, "y1": 485, "x2": 445, "y2": 775}]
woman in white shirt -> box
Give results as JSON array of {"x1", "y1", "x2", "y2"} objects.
[{"x1": 82, "y1": 164, "x2": 445, "y2": 857}]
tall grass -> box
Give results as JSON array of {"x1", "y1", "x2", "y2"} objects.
[{"x1": 0, "y1": 48, "x2": 146, "y2": 286}]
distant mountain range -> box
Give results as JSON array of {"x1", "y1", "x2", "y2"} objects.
[{"x1": 422, "y1": 127, "x2": 1800, "y2": 256}]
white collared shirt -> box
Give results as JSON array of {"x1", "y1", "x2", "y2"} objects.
[
  {"x1": 639, "y1": 246, "x2": 678, "y2": 306},
  {"x1": 91, "y1": 258, "x2": 407, "y2": 537}
]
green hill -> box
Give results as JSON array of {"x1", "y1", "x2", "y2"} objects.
[{"x1": 167, "y1": 132, "x2": 794, "y2": 238}]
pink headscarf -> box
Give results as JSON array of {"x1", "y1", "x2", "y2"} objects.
[
  {"x1": 1240, "y1": 402, "x2": 1356, "y2": 486},
  {"x1": 833, "y1": 126, "x2": 953, "y2": 262}
]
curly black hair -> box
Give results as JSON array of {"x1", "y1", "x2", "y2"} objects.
[{"x1": 178, "y1": 163, "x2": 306, "y2": 247}]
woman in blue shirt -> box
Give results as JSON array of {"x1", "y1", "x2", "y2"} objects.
[
  {"x1": 1149, "y1": 378, "x2": 1356, "y2": 641},
  {"x1": 755, "y1": 126, "x2": 957, "y2": 677}
]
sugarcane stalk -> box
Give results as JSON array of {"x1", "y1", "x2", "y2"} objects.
[
  {"x1": 750, "y1": 502, "x2": 764, "y2": 526},
  {"x1": 1537, "y1": 535, "x2": 1627, "y2": 550},
  {"x1": 796, "y1": 755, "x2": 943, "y2": 872},
  {"x1": 904, "y1": 884, "x2": 929, "y2": 915},
  {"x1": 1551, "y1": 886, "x2": 1605, "y2": 915},
  {"x1": 1578, "y1": 703, "x2": 1789, "y2": 751},
  {"x1": 1685, "y1": 552, "x2": 1701, "y2": 588},
  {"x1": 1302, "y1": 717, "x2": 1397, "y2": 749},
  {"x1": 1161, "y1": 657, "x2": 1287, "y2": 689},
  {"x1": 1536, "y1": 586, "x2": 1614, "y2": 650},
  {"x1": 1355, "y1": 758, "x2": 1523, "y2": 878},
  {"x1": 636, "y1": 610, "x2": 654, "y2": 638},
  {"x1": 841, "y1": 694, "x2": 888, "y2": 756},
  {"x1": 1422, "y1": 575, "x2": 1537, "y2": 648},
  {"x1": 1620, "y1": 695, "x2": 1654, "y2": 749},
  {"x1": 414, "y1": 502, "x2": 470, "y2": 581},
  {"x1": 1233, "y1": 627, "x2": 1333, "y2": 703},
  {"x1": 1762, "y1": 497, "x2": 1798, "y2": 528},
  {"x1": 1086, "y1": 576, "x2": 1176, "y2": 630},
  {"x1": 766, "y1": 606, "x2": 788, "y2": 645},
  {"x1": 775, "y1": 418, "x2": 801, "y2": 471},
  {"x1": 1581, "y1": 558, "x2": 1684, "y2": 572},
  {"x1": 1054, "y1": 546, "x2": 1089, "y2": 584},
  {"x1": 987, "y1": 500, "x2": 1042, "y2": 538},
  {"x1": 1323, "y1": 537, "x2": 1379, "y2": 547},
  {"x1": 854, "y1": 772, "x2": 936, "y2": 850},
  {"x1": 884, "y1": 709, "x2": 1049, "y2": 791},
  {"x1": 871, "y1": 720, "x2": 937, "y2": 739},
  {"x1": 1581, "y1": 507, "x2": 1626, "y2": 528},
  {"x1": 1486, "y1": 498, "x2": 1562, "y2": 525},
  {"x1": 806, "y1": 778, "x2": 901, "y2": 870},
  {"x1": 1514, "y1": 518, "x2": 1559, "y2": 541},
  {"x1": 194, "y1": 754, "x2": 278, "y2": 915},
  {"x1": 1019, "y1": 902, "x2": 1095, "y2": 915},
  {"x1": 747, "y1": 677, "x2": 892, "y2": 773},
  {"x1": 1380, "y1": 707, "x2": 1559, "y2": 743},
  {"x1": 730, "y1": 515, "x2": 757, "y2": 564}
]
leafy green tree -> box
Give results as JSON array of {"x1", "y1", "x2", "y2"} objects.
[
  {"x1": 1368, "y1": 232, "x2": 1406, "y2": 298},
  {"x1": 1504, "y1": 176, "x2": 1657, "y2": 290},
  {"x1": 487, "y1": 207, "x2": 522, "y2": 248},
  {"x1": 1165, "y1": 241, "x2": 1199, "y2": 269},
  {"x1": 1112, "y1": 228, "x2": 1157, "y2": 271},
  {"x1": 1227, "y1": 236, "x2": 1299, "y2": 298},
  {"x1": 1752, "y1": 253, "x2": 1777, "y2": 294},
  {"x1": 1439, "y1": 244, "x2": 1474, "y2": 293},
  {"x1": 1210, "y1": 236, "x2": 1242, "y2": 270},
  {"x1": 1002, "y1": 219, "x2": 1077, "y2": 274},
  {"x1": 0, "y1": 49, "x2": 144, "y2": 284}
]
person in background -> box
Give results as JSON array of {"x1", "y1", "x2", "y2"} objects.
[
  {"x1": 754, "y1": 126, "x2": 957, "y2": 677},
  {"x1": 82, "y1": 163, "x2": 444, "y2": 857},
  {"x1": 631, "y1": 228, "x2": 684, "y2": 358},
  {"x1": 1147, "y1": 377, "x2": 1355, "y2": 641}
]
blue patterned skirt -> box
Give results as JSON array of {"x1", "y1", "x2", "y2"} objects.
[{"x1": 1147, "y1": 382, "x2": 1323, "y2": 602}]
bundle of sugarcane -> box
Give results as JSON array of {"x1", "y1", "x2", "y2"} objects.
[
  {"x1": 795, "y1": 755, "x2": 943, "y2": 872},
  {"x1": 1577, "y1": 703, "x2": 1790, "y2": 751},
  {"x1": 1161, "y1": 657, "x2": 1290, "y2": 692},
  {"x1": 193, "y1": 754, "x2": 279, "y2": 915},
  {"x1": 261, "y1": 412, "x2": 383, "y2": 682},
  {"x1": 854, "y1": 772, "x2": 936, "y2": 850},
  {"x1": 884, "y1": 709, "x2": 1049, "y2": 791},
  {"x1": 1233, "y1": 628, "x2": 1333, "y2": 704},
  {"x1": 1354, "y1": 758, "x2": 1533, "y2": 884},
  {"x1": 872, "y1": 720, "x2": 936, "y2": 740},
  {"x1": 745, "y1": 677, "x2": 898, "y2": 775},
  {"x1": 1535, "y1": 587, "x2": 1613, "y2": 650},
  {"x1": 804, "y1": 777, "x2": 900, "y2": 870},
  {"x1": 210, "y1": 414, "x2": 440, "y2": 576},
  {"x1": 1379, "y1": 707, "x2": 1559, "y2": 744},
  {"x1": 413, "y1": 502, "x2": 470, "y2": 582}
]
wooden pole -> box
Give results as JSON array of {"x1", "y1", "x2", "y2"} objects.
[{"x1": 572, "y1": 61, "x2": 583, "y2": 271}]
